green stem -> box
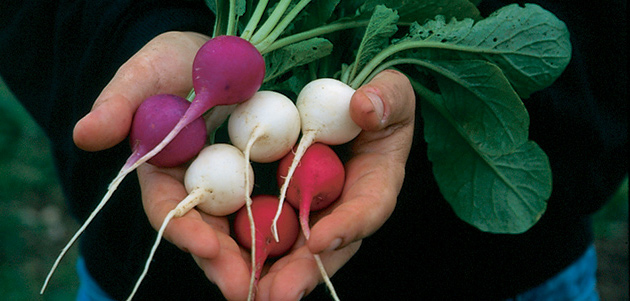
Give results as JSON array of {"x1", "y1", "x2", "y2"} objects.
[
  {"x1": 350, "y1": 40, "x2": 468, "y2": 88},
  {"x1": 240, "y1": 0, "x2": 269, "y2": 41},
  {"x1": 262, "y1": 19, "x2": 370, "y2": 54},
  {"x1": 350, "y1": 57, "x2": 427, "y2": 88},
  {"x1": 226, "y1": 0, "x2": 237, "y2": 36},
  {"x1": 255, "y1": 0, "x2": 312, "y2": 53},
  {"x1": 186, "y1": 88, "x2": 195, "y2": 102},
  {"x1": 249, "y1": 0, "x2": 292, "y2": 45}
]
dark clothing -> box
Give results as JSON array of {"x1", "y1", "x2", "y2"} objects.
[{"x1": 1, "y1": 0, "x2": 626, "y2": 300}]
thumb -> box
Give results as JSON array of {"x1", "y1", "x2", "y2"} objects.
[{"x1": 349, "y1": 69, "x2": 416, "y2": 132}]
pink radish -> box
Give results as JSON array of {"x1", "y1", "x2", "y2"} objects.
[
  {"x1": 277, "y1": 143, "x2": 345, "y2": 301},
  {"x1": 41, "y1": 94, "x2": 207, "y2": 293},
  {"x1": 277, "y1": 143, "x2": 345, "y2": 239},
  {"x1": 227, "y1": 90, "x2": 300, "y2": 299},
  {"x1": 233, "y1": 194, "x2": 299, "y2": 293},
  {"x1": 128, "y1": 143, "x2": 254, "y2": 300}
]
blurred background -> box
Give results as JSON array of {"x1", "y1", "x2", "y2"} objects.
[{"x1": 1, "y1": 75, "x2": 627, "y2": 300}]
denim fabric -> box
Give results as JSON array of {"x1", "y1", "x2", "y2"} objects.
[
  {"x1": 507, "y1": 245, "x2": 599, "y2": 301},
  {"x1": 76, "y1": 257, "x2": 116, "y2": 301}
]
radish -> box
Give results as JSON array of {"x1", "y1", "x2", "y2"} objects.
[
  {"x1": 277, "y1": 143, "x2": 344, "y2": 239},
  {"x1": 233, "y1": 194, "x2": 299, "y2": 298},
  {"x1": 129, "y1": 94, "x2": 208, "y2": 168},
  {"x1": 228, "y1": 91, "x2": 301, "y2": 164},
  {"x1": 273, "y1": 78, "x2": 360, "y2": 239},
  {"x1": 108, "y1": 35, "x2": 264, "y2": 194},
  {"x1": 128, "y1": 143, "x2": 254, "y2": 300},
  {"x1": 227, "y1": 90, "x2": 300, "y2": 299},
  {"x1": 277, "y1": 143, "x2": 345, "y2": 301},
  {"x1": 41, "y1": 94, "x2": 207, "y2": 293}
]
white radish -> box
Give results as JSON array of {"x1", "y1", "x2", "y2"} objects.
[
  {"x1": 127, "y1": 143, "x2": 253, "y2": 300},
  {"x1": 227, "y1": 90, "x2": 300, "y2": 300},
  {"x1": 228, "y1": 90, "x2": 301, "y2": 163}
]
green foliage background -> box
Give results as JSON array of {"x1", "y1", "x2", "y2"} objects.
[{"x1": 1, "y1": 77, "x2": 78, "y2": 300}]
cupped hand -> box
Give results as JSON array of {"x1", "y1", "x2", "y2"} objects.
[
  {"x1": 72, "y1": 31, "x2": 251, "y2": 301},
  {"x1": 255, "y1": 69, "x2": 416, "y2": 300}
]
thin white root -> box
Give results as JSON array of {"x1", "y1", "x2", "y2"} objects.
[
  {"x1": 314, "y1": 254, "x2": 340, "y2": 301},
  {"x1": 301, "y1": 218, "x2": 340, "y2": 301},
  {"x1": 243, "y1": 132, "x2": 259, "y2": 301},
  {"x1": 272, "y1": 132, "x2": 315, "y2": 241},
  {"x1": 40, "y1": 166, "x2": 131, "y2": 294},
  {"x1": 127, "y1": 210, "x2": 176, "y2": 301},
  {"x1": 126, "y1": 192, "x2": 202, "y2": 300}
]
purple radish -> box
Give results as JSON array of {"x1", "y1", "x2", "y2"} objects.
[{"x1": 41, "y1": 94, "x2": 207, "y2": 293}]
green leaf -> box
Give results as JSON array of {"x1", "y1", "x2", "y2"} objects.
[
  {"x1": 263, "y1": 37, "x2": 333, "y2": 82},
  {"x1": 346, "y1": 5, "x2": 398, "y2": 83},
  {"x1": 421, "y1": 96, "x2": 551, "y2": 233},
  {"x1": 429, "y1": 59, "x2": 529, "y2": 155},
  {"x1": 359, "y1": 0, "x2": 481, "y2": 24},
  {"x1": 399, "y1": 3, "x2": 571, "y2": 98}
]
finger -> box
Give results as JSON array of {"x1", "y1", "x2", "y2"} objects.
[
  {"x1": 308, "y1": 69, "x2": 416, "y2": 253},
  {"x1": 349, "y1": 69, "x2": 415, "y2": 134},
  {"x1": 256, "y1": 241, "x2": 361, "y2": 301},
  {"x1": 137, "y1": 163, "x2": 220, "y2": 259},
  {"x1": 192, "y1": 230, "x2": 251, "y2": 301},
  {"x1": 73, "y1": 31, "x2": 209, "y2": 151},
  {"x1": 307, "y1": 153, "x2": 403, "y2": 253}
]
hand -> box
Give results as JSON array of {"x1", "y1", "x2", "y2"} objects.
[
  {"x1": 255, "y1": 69, "x2": 416, "y2": 300},
  {"x1": 72, "y1": 31, "x2": 251, "y2": 301}
]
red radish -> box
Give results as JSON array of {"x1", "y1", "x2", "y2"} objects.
[
  {"x1": 277, "y1": 143, "x2": 345, "y2": 301},
  {"x1": 277, "y1": 143, "x2": 345, "y2": 239},
  {"x1": 128, "y1": 143, "x2": 254, "y2": 300},
  {"x1": 41, "y1": 94, "x2": 207, "y2": 293},
  {"x1": 233, "y1": 195, "x2": 299, "y2": 290}
]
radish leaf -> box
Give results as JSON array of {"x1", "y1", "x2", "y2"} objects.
[
  {"x1": 421, "y1": 91, "x2": 551, "y2": 233},
  {"x1": 359, "y1": 0, "x2": 481, "y2": 24},
  {"x1": 263, "y1": 38, "x2": 333, "y2": 83},
  {"x1": 345, "y1": 5, "x2": 398, "y2": 84},
  {"x1": 399, "y1": 3, "x2": 571, "y2": 98}
]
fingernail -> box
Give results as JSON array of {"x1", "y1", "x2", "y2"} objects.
[
  {"x1": 365, "y1": 91, "x2": 384, "y2": 123},
  {"x1": 326, "y1": 238, "x2": 342, "y2": 252},
  {"x1": 297, "y1": 291, "x2": 305, "y2": 300}
]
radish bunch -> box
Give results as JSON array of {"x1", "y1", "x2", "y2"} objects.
[{"x1": 42, "y1": 33, "x2": 361, "y2": 301}]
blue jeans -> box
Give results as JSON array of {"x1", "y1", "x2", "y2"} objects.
[
  {"x1": 76, "y1": 257, "x2": 115, "y2": 301},
  {"x1": 507, "y1": 245, "x2": 599, "y2": 301}
]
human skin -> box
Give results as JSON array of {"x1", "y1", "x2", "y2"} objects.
[{"x1": 72, "y1": 31, "x2": 415, "y2": 300}]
